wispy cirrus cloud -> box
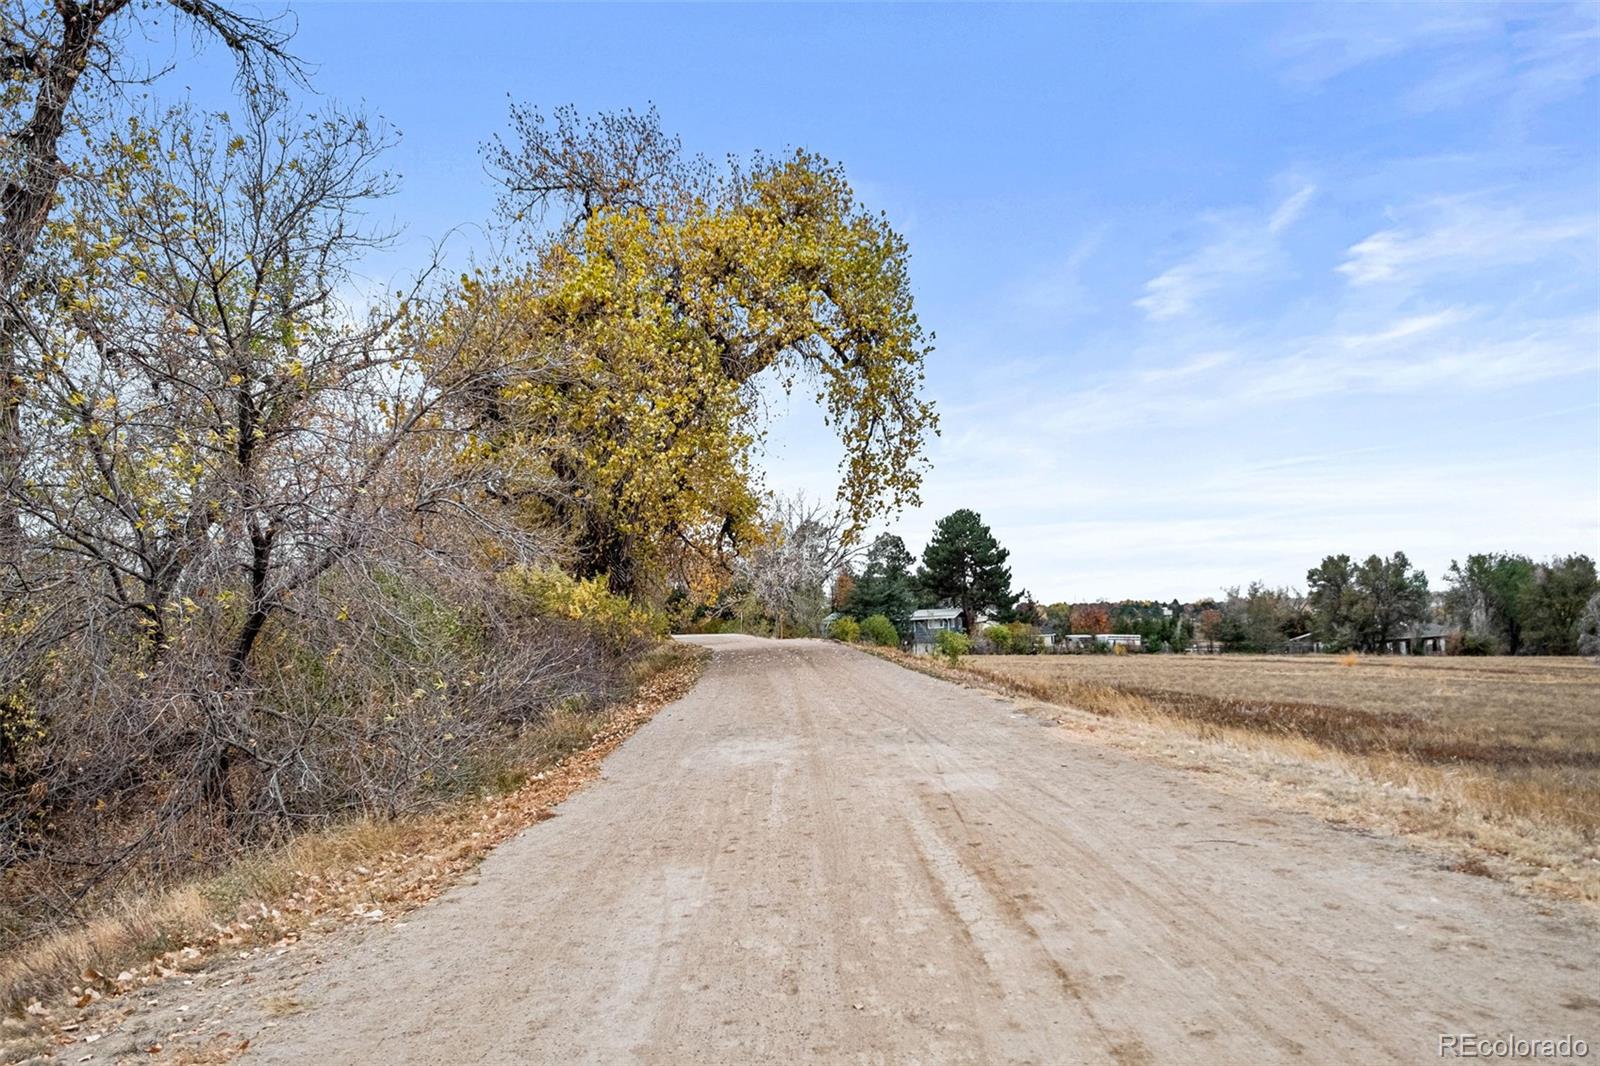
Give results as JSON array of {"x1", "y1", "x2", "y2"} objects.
[
  {"x1": 1010, "y1": 227, "x2": 1107, "y2": 320},
  {"x1": 1273, "y1": 4, "x2": 1499, "y2": 86},
  {"x1": 1338, "y1": 198, "x2": 1598, "y2": 287},
  {"x1": 1135, "y1": 183, "x2": 1316, "y2": 322},
  {"x1": 1273, "y1": 2, "x2": 1599, "y2": 115},
  {"x1": 1000, "y1": 298, "x2": 1596, "y2": 445}
]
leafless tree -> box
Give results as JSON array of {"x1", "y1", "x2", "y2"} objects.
[
  {"x1": 737, "y1": 494, "x2": 858, "y2": 637},
  {"x1": 484, "y1": 102, "x2": 715, "y2": 228}
]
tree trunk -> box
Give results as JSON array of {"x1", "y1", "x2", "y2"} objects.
[{"x1": 0, "y1": 1, "x2": 122, "y2": 559}]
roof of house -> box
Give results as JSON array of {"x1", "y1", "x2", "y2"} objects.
[
  {"x1": 909, "y1": 607, "x2": 963, "y2": 621},
  {"x1": 1397, "y1": 623, "x2": 1453, "y2": 639}
]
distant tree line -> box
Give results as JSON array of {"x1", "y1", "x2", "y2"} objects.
[
  {"x1": 1196, "y1": 551, "x2": 1598, "y2": 655},
  {"x1": 793, "y1": 508, "x2": 1599, "y2": 660},
  {"x1": 832, "y1": 536, "x2": 1600, "y2": 657},
  {"x1": 1441, "y1": 553, "x2": 1598, "y2": 656}
]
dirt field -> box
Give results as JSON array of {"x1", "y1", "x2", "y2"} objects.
[{"x1": 957, "y1": 652, "x2": 1600, "y2": 897}]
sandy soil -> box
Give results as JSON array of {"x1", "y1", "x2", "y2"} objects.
[{"x1": 196, "y1": 637, "x2": 1600, "y2": 1062}]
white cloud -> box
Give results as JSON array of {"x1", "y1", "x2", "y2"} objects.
[
  {"x1": 1274, "y1": 5, "x2": 1499, "y2": 86},
  {"x1": 970, "y1": 297, "x2": 1597, "y2": 451},
  {"x1": 1268, "y1": 184, "x2": 1317, "y2": 234},
  {"x1": 1338, "y1": 200, "x2": 1598, "y2": 287},
  {"x1": 1136, "y1": 183, "x2": 1315, "y2": 321},
  {"x1": 1274, "y1": 3, "x2": 1599, "y2": 117},
  {"x1": 1137, "y1": 350, "x2": 1234, "y2": 384}
]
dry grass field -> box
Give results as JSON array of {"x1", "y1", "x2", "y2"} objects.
[
  {"x1": 983, "y1": 654, "x2": 1598, "y2": 762},
  {"x1": 951, "y1": 653, "x2": 1600, "y2": 898}
]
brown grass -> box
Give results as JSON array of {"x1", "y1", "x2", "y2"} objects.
[
  {"x1": 878, "y1": 650, "x2": 1600, "y2": 901},
  {"x1": 0, "y1": 641, "x2": 707, "y2": 1022}
]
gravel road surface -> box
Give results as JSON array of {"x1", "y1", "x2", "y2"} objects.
[{"x1": 243, "y1": 635, "x2": 1599, "y2": 1064}]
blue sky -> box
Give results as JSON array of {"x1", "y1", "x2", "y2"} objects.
[{"x1": 162, "y1": 2, "x2": 1599, "y2": 602}]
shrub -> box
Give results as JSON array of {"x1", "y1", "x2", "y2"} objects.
[
  {"x1": 934, "y1": 628, "x2": 971, "y2": 663},
  {"x1": 502, "y1": 565, "x2": 665, "y2": 654},
  {"x1": 1447, "y1": 631, "x2": 1498, "y2": 657},
  {"x1": 1004, "y1": 621, "x2": 1041, "y2": 654},
  {"x1": 983, "y1": 624, "x2": 1012, "y2": 653},
  {"x1": 859, "y1": 614, "x2": 899, "y2": 647},
  {"x1": 829, "y1": 616, "x2": 860, "y2": 643}
]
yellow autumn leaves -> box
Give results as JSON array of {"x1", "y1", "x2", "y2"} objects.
[{"x1": 431, "y1": 149, "x2": 936, "y2": 596}]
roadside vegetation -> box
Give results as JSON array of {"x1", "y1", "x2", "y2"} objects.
[
  {"x1": 0, "y1": 642, "x2": 705, "y2": 1030},
  {"x1": 0, "y1": 1, "x2": 936, "y2": 983}
]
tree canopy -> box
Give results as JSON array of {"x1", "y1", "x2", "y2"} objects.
[
  {"x1": 1446, "y1": 553, "x2": 1599, "y2": 655},
  {"x1": 846, "y1": 532, "x2": 918, "y2": 636},
  {"x1": 916, "y1": 509, "x2": 1013, "y2": 634},
  {"x1": 1349, "y1": 552, "x2": 1429, "y2": 650},
  {"x1": 448, "y1": 106, "x2": 938, "y2": 595}
]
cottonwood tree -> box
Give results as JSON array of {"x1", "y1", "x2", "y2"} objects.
[
  {"x1": 462, "y1": 105, "x2": 937, "y2": 596},
  {"x1": 1523, "y1": 555, "x2": 1598, "y2": 655},
  {"x1": 916, "y1": 509, "x2": 1014, "y2": 635},
  {"x1": 1445, "y1": 553, "x2": 1535, "y2": 653},
  {"x1": 1306, "y1": 553, "x2": 1356, "y2": 649},
  {"x1": 1444, "y1": 552, "x2": 1597, "y2": 654},
  {"x1": 1349, "y1": 552, "x2": 1428, "y2": 651},
  {"x1": 0, "y1": 0, "x2": 297, "y2": 559}
]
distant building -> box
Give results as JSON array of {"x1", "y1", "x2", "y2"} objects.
[
  {"x1": 909, "y1": 608, "x2": 1004, "y2": 649},
  {"x1": 909, "y1": 607, "x2": 967, "y2": 653},
  {"x1": 1058, "y1": 633, "x2": 1143, "y2": 651},
  {"x1": 1380, "y1": 623, "x2": 1453, "y2": 655}
]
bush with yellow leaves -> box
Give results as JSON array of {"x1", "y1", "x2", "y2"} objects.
[{"x1": 502, "y1": 566, "x2": 666, "y2": 655}]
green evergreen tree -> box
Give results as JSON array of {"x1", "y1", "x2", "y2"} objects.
[
  {"x1": 915, "y1": 509, "x2": 1015, "y2": 635},
  {"x1": 846, "y1": 534, "x2": 919, "y2": 637}
]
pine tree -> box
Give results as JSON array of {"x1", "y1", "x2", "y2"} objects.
[
  {"x1": 846, "y1": 534, "x2": 918, "y2": 637},
  {"x1": 916, "y1": 510, "x2": 1015, "y2": 635}
]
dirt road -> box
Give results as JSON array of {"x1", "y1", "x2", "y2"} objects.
[{"x1": 244, "y1": 636, "x2": 1598, "y2": 1064}]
